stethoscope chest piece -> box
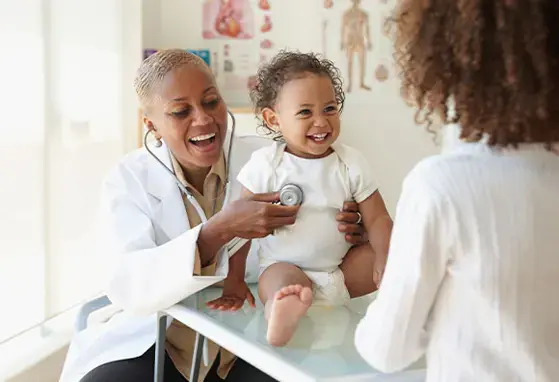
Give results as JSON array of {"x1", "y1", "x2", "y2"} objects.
[{"x1": 279, "y1": 184, "x2": 304, "y2": 206}]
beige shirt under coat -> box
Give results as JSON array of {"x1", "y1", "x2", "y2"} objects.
[{"x1": 165, "y1": 153, "x2": 236, "y2": 381}]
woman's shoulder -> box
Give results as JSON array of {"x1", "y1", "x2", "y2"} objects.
[
  {"x1": 404, "y1": 149, "x2": 486, "y2": 198},
  {"x1": 110, "y1": 148, "x2": 150, "y2": 174},
  {"x1": 102, "y1": 148, "x2": 152, "y2": 190}
]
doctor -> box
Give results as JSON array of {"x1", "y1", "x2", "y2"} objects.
[{"x1": 60, "y1": 49, "x2": 375, "y2": 382}]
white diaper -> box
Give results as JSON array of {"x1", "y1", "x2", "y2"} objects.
[{"x1": 259, "y1": 263, "x2": 350, "y2": 307}]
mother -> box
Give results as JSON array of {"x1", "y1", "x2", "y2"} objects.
[{"x1": 60, "y1": 49, "x2": 379, "y2": 382}]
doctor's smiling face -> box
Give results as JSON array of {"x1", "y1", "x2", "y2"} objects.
[{"x1": 136, "y1": 50, "x2": 228, "y2": 172}]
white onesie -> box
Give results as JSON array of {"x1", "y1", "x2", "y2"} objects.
[{"x1": 237, "y1": 141, "x2": 377, "y2": 306}]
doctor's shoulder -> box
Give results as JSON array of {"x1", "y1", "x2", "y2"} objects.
[{"x1": 100, "y1": 148, "x2": 151, "y2": 199}]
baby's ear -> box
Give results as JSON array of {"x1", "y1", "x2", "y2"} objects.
[{"x1": 262, "y1": 107, "x2": 279, "y2": 132}]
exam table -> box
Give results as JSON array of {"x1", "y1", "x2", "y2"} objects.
[{"x1": 77, "y1": 286, "x2": 426, "y2": 381}]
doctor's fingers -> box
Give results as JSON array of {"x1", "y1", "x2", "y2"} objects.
[
  {"x1": 263, "y1": 203, "x2": 299, "y2": 217},
  {"x1": 345, "y1": 233, "x2": 364, "y2": 246},
  {"x1": 248, "y1": 191, "x2": 281, "y2": 203},
  {"x1": 342, "y1": 201, "x2": 359, "y2": 213},
  {"x1": 265, "y1": 215, "x2": 298, "y2": 229},
  {"x1": 336, "y1": 211, "x2": 361, "y2": 224},
  {"x1": 338, "y1": 223, "x2": 363, "y2": 234}
]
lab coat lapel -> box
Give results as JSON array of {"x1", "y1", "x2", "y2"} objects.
[
  {"x1": 144, "y1": 127, "x2": 238, "y2": 242},
  {"x1": 146, "y1": 142, "x2": 189, "y2": 242}
]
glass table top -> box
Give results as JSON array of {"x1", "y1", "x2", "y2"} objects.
[{"x1": 179, "y1": 285, "x2": 426, "y2": 381}]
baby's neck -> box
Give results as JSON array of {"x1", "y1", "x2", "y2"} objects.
[{"x1": 285, "y1": 145, "x2": 334, "y2": 159}]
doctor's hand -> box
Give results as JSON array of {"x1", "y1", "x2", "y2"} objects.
[
  {"x1": 336, "y1": 201, "x2": 368, "y2": 246},
  {"x1": 206, "y1": 277, "x2": 256, "y2": 311},
  {"x1": 217, "y1": 192, "x2": 300, "y2": 239}
]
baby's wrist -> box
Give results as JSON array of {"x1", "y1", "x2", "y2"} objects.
[{"x1": 227, "y1": 270, "x2": 246, "y2": 283}]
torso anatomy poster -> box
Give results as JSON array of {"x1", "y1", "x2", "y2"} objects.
[{"x1": 201, "y1": 0, "x2": 276, "y2": 107}]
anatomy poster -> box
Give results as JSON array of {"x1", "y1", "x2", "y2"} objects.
[
  {"x1": 322, "y1": 0, "x2": 394, "y2": 98},
  {"x1": 202, "y1": 0, "x2": 255, "y2": 39},
  {"x1": 201, "y1": 0, "x2": 276, "y2": 106},
  {"x1": 192, "y1": 0, "x2": 394, "y2": 105}
]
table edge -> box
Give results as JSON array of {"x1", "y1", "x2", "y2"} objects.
[{"x1": 163, "y1": 304, "x2": 318, "y2": 382}]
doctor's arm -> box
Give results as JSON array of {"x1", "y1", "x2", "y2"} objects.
[
  {"x1": 354, "y1": 170, "x2": 451, "y2": 373},
  {"x1": 100, "y1": 172, "x2": 229, "y2": 316},
  {"x1": 102, "y1": 168, "x2": 297, "y2": 315},
  {"x1": 206, "y1": 186, "x2": 287, "y2": 311}
]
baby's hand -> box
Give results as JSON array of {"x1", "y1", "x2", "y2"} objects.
[
  {"x1": 206, "y1": 277, "x2": 256, "y2": 311},
  {"x1": 373, "y1": 253, "x2": 388, "y2": 288}
]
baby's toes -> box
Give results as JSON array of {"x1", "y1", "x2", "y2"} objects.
[{"x1": 276, "y1": 284, "x2": 303, "y2": 300}]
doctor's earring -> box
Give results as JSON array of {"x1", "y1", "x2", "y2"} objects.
[
  {"x1": 146, "y1": 126, "x2": 162, "y2": 147},
  {"x1": 153, "y1": 135, "x2": 162, "y2": 148}
]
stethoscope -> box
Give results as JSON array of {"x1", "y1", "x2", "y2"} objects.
[
  {"x1": 143, "y1": 109, "x2": 304, "y2": 251},
  {"x1": 144, "y1": 110, "x2": 237, "y2": 225}
]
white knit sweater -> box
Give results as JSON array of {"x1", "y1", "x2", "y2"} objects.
[{"x1": 355, "y1": 134, "x2": 559, "y2": 382}]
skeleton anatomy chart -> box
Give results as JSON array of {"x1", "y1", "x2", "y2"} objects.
[
  {"x1": 340, "y1": 0, "x2": 372, "y2": 92},
  {"x1": 322, "y1": 0, "x2": 393, "y2": 97}
]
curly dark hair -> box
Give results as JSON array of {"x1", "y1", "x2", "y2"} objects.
[
  {"x1": 388, "y1": 0, "x2": 559, "y2": 149},
  {"x1": 250, "y1": 50, "x2": 345, "y2": 139}
]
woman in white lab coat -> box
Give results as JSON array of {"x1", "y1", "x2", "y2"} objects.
[{"x1": 60, "y1": 49, "x2": 376, "y2": 382}]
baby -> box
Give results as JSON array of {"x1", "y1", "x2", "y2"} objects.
[{"x1": 207, "y1": 51, "x2": 390, "y2": 346}]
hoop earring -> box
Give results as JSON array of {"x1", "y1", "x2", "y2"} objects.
[
  {"x1": 154, "y1": 135, "x2": 162, "y2": 148},
  {"x1": 149, "y1": 128, "x2": 162, "y2": 147}
]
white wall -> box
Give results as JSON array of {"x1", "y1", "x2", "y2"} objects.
[
  {"x1": 45, "y1": 0, "x2": 143, "y2": 316},
  {"x1": 0, "y1": 1, "x2": 142, "y2": 380},
  {"x1": 141, "y1": 0, "x2": 440, "y2": 213}
]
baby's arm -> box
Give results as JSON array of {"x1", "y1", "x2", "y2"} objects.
[
  {"x1": 358, "y1": 192, "x2": 393, "y2": 286},
  {"x1": 206, "y1": 147, "x2": 276, "y2": 310},
  {"x1": 345, "y1": 146, "x2": 393, "y2": 286},
  {"x1": 224, "y1": 186, "x2": 254, "y2": 283},
  {"x1": 206, "y1": 187, "x2": 256, "y2": 311}
]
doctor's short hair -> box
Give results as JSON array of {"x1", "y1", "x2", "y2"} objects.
[
  {"x1": 250, "y1": 50, "x2": 345, "y2": 140},
  {"x1": 389, "y1": 0, "x2": 559, "y2": 149},
  {"x1": 134, "y1": 49, "x2": 210, "y2": 109}
]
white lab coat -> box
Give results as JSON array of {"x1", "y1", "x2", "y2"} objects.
[{"x1": 60, "y1": 133, "x2": 269, "y2": 382}]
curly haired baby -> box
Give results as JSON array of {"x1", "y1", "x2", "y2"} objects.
[{"x1": 207, "y1": 51, "x2": 393, "y2": 347}]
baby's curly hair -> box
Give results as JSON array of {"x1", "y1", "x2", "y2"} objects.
[
  {"x1": 250, "y1": 50, "x2": 345, "y2": 139},
  {"x1": 388, "y1": 0, "x2": 559, "y2": 149}
]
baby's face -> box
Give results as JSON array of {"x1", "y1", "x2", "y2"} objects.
[{"x1": 275, "y1": 74, "x2": 341, "y2": 158}]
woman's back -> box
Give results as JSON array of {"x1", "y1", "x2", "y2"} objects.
[
  {"x1": 356, "y1": 0, "x2": 559, "y2": 379},
  {"x1": 424, "y1": 141, "x2": 559, "y2": 380}
]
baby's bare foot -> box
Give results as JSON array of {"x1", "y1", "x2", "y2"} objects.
[{"x1": 266, "y1": 284, "x2": 312, "y2": 347}]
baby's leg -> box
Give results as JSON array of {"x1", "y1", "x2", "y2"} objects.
[
  {"x1": 258, "y1": 262, "x2": 313, "y2": 347},
  {"x1": 340, "y1": 243, "x2": 378, "y2": 298}
]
